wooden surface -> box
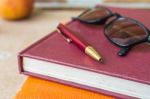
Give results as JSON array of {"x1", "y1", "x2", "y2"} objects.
[{"x1": 0, "y1": 9, "x2": 81, "y2": 99}]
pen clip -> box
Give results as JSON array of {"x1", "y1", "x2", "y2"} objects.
[{"x1": 57, "y1": 29, "x2": 72, "y2": 43}]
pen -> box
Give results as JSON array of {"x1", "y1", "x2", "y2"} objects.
[{"x1": 57, "y1": 23, "x2": 103, "y2": 62}]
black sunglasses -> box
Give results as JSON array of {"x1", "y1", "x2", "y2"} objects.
[{"x1": 73, "y1": 6, "x2": 150, "y2": 56}]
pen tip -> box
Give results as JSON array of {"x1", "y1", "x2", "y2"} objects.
[{"x1": 99, "y1": 58, "x2": 103, "y2": 63}]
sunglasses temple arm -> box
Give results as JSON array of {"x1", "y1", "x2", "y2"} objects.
[{"x1": 117, "y1": 47, "x2": 131, "y2": 56}]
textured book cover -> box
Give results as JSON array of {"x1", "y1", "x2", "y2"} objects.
[
  {"x1": 15, "y1": 77, "x2": 115, "y2": 99},
  {"x1": 18, "y1": 7, "x2": 150, "y2": 98}
]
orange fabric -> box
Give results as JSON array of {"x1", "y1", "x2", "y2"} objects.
[{"x1": 15, "y1": 77, "x2": 115, "y2": 99}]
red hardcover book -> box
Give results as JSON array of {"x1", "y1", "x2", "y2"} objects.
[{"x1": 18, "y1": 7, "x2": 150, "y2": 99}]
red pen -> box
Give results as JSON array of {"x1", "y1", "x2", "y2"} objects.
[{"x1": 57, "y1": 23, "x2": 103, "y2": 62}]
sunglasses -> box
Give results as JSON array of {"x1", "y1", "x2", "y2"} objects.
[{"x1": 73, "y1": 6, "x2": 150, "y2": 56}]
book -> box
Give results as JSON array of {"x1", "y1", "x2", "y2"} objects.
[
  {"x1": 15, "y1": 77, "x2": 115, "y2": 99},
  {"x1": 18, "y1": 7, "x2": 150, "y2": 99}
]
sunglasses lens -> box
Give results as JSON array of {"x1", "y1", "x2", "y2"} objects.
[
  {"x1": 105, "y1": 18, "x2": 148, "y2": 46},
  {"x1": 78, "y1": 6, "x2": 111, "y2": 21}
]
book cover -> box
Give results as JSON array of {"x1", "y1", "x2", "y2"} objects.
[
  {"x1": 18, "y1": 7, "x2": 150, "y2": 99},
  {"x1": 15, "y1": 77, "x2": 115, "y2": 99}
]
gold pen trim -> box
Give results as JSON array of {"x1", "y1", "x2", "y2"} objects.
[{"x1": 85, "y1": 46, "x2": 102, "y2": 62}]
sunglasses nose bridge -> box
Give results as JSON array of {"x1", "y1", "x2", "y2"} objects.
[{"x1": 104, "y1": 13, "x2": 121, "y2": 26}]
